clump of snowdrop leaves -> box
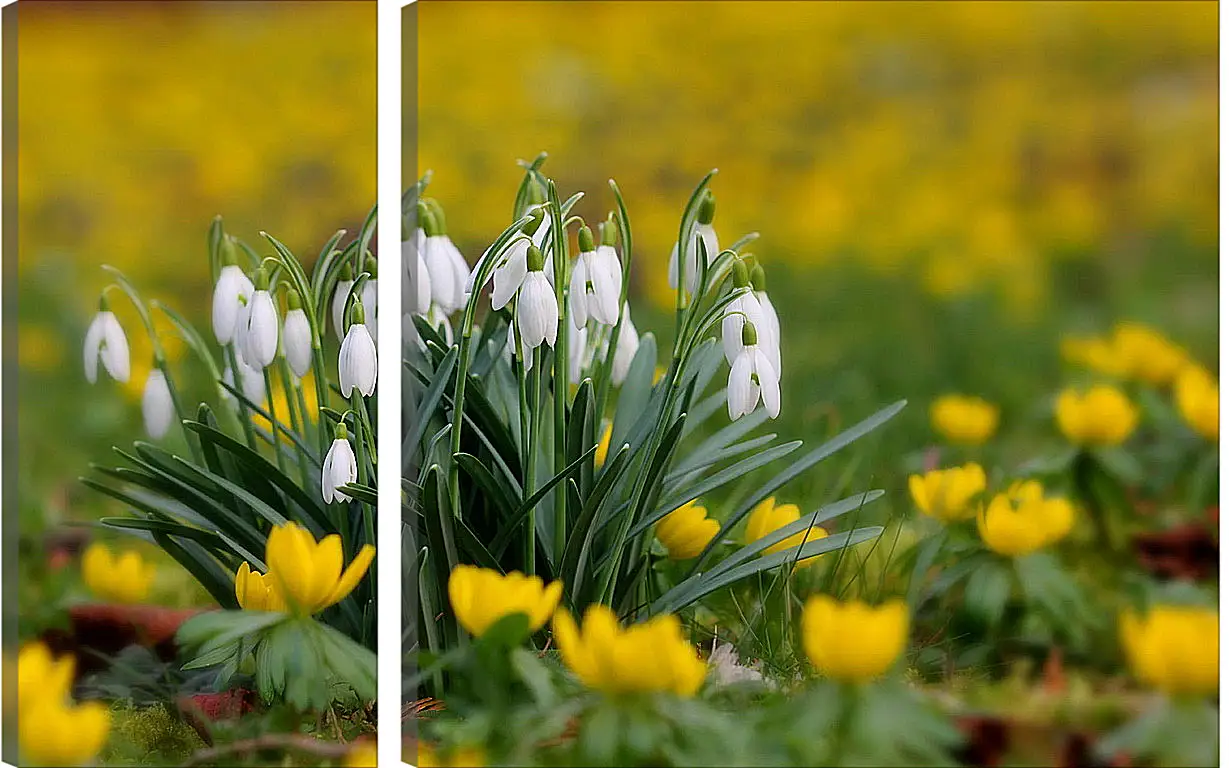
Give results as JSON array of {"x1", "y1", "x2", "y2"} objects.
[
  {"x1": 83, "y1": 210, "x2": 379, "y2": 713},
  {"x1": 406, "y1": 157, "x2": 898, "y2": 656}
]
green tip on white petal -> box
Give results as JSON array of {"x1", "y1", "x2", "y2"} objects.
[
  {"x1": 253, "y1": 266, "x2": 270, "y2": 291},
  {"x1": 334, "y1": 421, "x2": 348, "y2": 440},
  {"x1": 578, "y1": 225, "x2": 595, "y2": 253},
  {"x1": 98, "y1": 294, "x2": 110, "y2": 312},
  {"x1": 741, "y1": 320, "x2": 758, "y2": 347},
  {"x1": 426, "y1": 198, "x2": 448, "y2": 235},
  {"x1": 349, "y1": 299, "x2": 366, "y2": 326},
  {"x1": 698, "y1": 189, "x2": 716, "y2": 225},
  {"x1": 732, "y1": 259, "x2": 750, "y2": 288},
  {"x1": 750, "y1": 263, "x2": 767, "y2": 292},
  {"x1": 522, "y1": 206, "x2": 545, "y2": 236},
  {"x1": 364, "y1": 252, "x2": 378, "y2": 279},
  {"x1": 525, "y1": 181, "x2": 546, "y2": 206},
  {"x1": 220, "y1": 235, "x2": 239, "y2": 267},
  {"x1": 285, "y1": 288, "x2": 302, "y2": 311},
  {"x1": 527, "y1": 245, "x2": 545, "y2": 272},
  {"x1": 600, "y1": 215, "x2": 618, "y2": 247},
  {"x1": 340, "y1": 262, "x2": 354, "y2": 281},
  {"x1": 417, "y1": 201, "x2": 440, "y2": 237}
]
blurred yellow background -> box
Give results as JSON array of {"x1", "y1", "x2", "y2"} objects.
[
  {"x1": 416, "y1": 0, "x2": 1217, "y2": 317},
  {"x1": 17, "y1": 1, "x2": 375, "y2": 532}
]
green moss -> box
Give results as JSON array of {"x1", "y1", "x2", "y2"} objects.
[{"x1": 100, "y1": 702, "x2": 205, "y2": 767}]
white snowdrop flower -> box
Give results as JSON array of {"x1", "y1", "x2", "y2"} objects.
[
  {"x1": 417, "y1": 201, "x2": 468, "y2": 314},
  {"x1": 339, "y1": 300, "x2": 377, "y2": 397},
  {"x1": 727, "y1": 322, "x2": 780, "y2": 421},
  {"x1": 668, "y1": 190, "x2": 719, "y2": 297},
  {"x1": 281, "y1": 289, "x2": 313, "y2": 380},
  {"x1": 472, "y1": 202, "x2": 557, "y2": 303},
  {"x1": 239, "y1": 269, "x2": 279, "y2": 370},
  {"x1": 211, "y1": 262, "x2": 254, "y2": 345},
  {"x1": 404, "y1": 237, "x2": 432, "y2": 317},
  {"x1": 750, "y1": 262, "x2": 782, "y2": 376},
  {"x1": 83, "y1": 300, "x2": 130, "y2": 384},
  {"x1": 569, "y1": 225, "x2": 621, "y2": 328},
  {"x1": 222, "y1": 357, "x2": 265, "y2": 407},
  {"x1": 141, "y1": 368, "x2": 174, "y2": 439},
  {"x1": 721, "y1": 260, "x2": 769, "y2": 365},
  {"x1": 611, "y1": 303, "x2": 640, "y2": 385},
  {"x1": 331, "y1": 264, "x2": 355, "y2": 342},
  {"x1": 321, "y1": 423, "x2": 358, "y2": 504},
  {"x1": 516, "y1": 245, "x2": 558, "y2": 350}
]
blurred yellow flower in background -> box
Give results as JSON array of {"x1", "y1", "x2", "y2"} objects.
[
  {"x1": 930, "y1": 395, "x2": 999, "y2": 445},
  {"x1": 343, "y1": 741, "x2": 377, "y2": 768},
  {"x1": 448, "y1": 564, "x2": 562, "y2": 637},
  {"x1": 416, "y1": 743, "x2": 487, "y2": 768},
  {"x1": 655, "y1": 499, "x2": 720, "y2": 560},
  {"x1": 81, "y1": 542, "x2": 156, "y2": 604},
  {"x1": 908, "y1": 463, "x2": 986, "y2": 523},
  {"x1": 744, "y1": 497, "x2": 827, "y2": 563},
  {"x1": 264, "y1": 522, "x2": 375, "y2": 617},
  {"x1": 594, "y1": 422, "x2": 613, "y2": 467},
  {"x1": 19, "y1": 695, "x2": 111, "y2": 767},
  {"x1": 1120, "y1": 605, "x2": 1218, "y2": 697},
  {"x1": 17, "y1": 642, "x2": 74, "y2": 711},
  {"x1": 1055, "y1": 385, "x2": 1138, "y2": 447},
  {"x1": 552, "y1": 604, "x2": 707, "y2": 696},
  {"x1": 801, "y1": 595, "x2": 908, "y2": 683},
  {"x1": 1110, "y1": 323, "x2": 1189, "y2": 387},
  {"x1": 1174, "y1": 364, "x2": 1218, "y2": 441},
  {"x1": 977, "y1": 480, "x2": 1074, "y2": 557}
]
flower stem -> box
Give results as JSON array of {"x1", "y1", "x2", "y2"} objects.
[
  {"x1": 279, "y1": 359, "x2": 312, "y2": 489},
  {"x1": 526, "y1": 345, "x2": 542, "y2": 576},
  {"x1": 226, "y1": 345, "x2": 258, "y2": 451},
  {"x1": 264, "y1": 371, "x2": 288, "y2": 475},
  {"x1": 352, "y1": 393, "x2": 375, "y2": 554}
]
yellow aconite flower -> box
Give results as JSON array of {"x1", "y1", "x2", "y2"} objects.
[
  {"x1": 1175, "y1": 364, "x2": 1218, "y2": 441},
  {"x1": 977, "y1": 480, "x2": 1074, "y2": 557},
  {"x1": 417, "y1": 743, "x2": 487, "y2": 768},
  {"x1": 595, "y1": 422, "x2": 612, "y2": 467},
  {"x1": 908, "y1": 463, "x2": 986, "y2": 523},
  {"x1": 929, "y1": 395, "x2": 999, "y2": 445},
  {"x1": 81, "y1": 542, "x2": 156, "y2": 604},
  {"x1": 801, "y1": 595, "x2": 909, "y2": 683},
  {"x1": 744, "y1": 497, "x2": 828, "y2": 563},
  {"x1": 1111, "y1": 322, "x2": 1189, "y2": 387},
  {"x1": 17, "y1": 642, "x2": 74, "y2": 710},
  {"x1": 655, "y1": 500, "x2": 720, "y2": 560},
  {"x1": 19, "y1": 696, "x2": 111, "y2": 767},
  {"x1": 234, "y1": 561, "x2": 287, "y2": 612},
  {"x1": 252, "y1": 373, "x2": 319, "y2": 434},
  {"x1": 447, "y1": 564, "x2": 562, "y2": 637},
  {"x1": 1121, "y1": 605, "x2": 1218, "y2": 697},
  {"x1": 1055, "y1": 385, "x2": 1138, "y2": 446},
  {"x1": 552, "y1": 604, "x2": 707, "y2": 696},
  {"x1": 265, "y1": 522, "x2": 375, "y2": 616},
  {"x1": 1061, "y1": 336, "x2": 1128, "y2": 378}
]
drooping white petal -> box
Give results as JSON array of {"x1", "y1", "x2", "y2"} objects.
[
  {"x1": 504, "y1": 321, "x2": 534, "y2": 372},
  {"x1": 85, "y1": 311, "x2": 131, "y2": 384},
  {"x1": 405, "y1": 239, "x2": 432, "y2": 316},
  {"x1": 569, "y1": 255, "x2": 590, "y2": 329},
  {"x1": 592, "y1": 245, "x2": 622, "y2": 325},
  {"x1": 339, "y1": 323, "x2": 378, "y2": 397},
  {"x1": 491, "y1": 239, "x2": 529, "y2": 310},
  {"x1": 321, "y1": 437, "x2": 358, "y2": 504},
  {"x1": 222, "y1": 358, "x2": 266, "y2": 407},
  {"x1": 611, "y1": 305, "x2": 640, "y2": 385},
  {"x1": 282, "y1": 308, "x2": 313, "y2": 379},
  {"x1": 728, "y1": 347, "x2": 757, "y2": 420},
  {"x1": 517, "y1": 271, "x2": 558, "y2": 349},
  {"x1": 142, "y1": 369, "x2": 175, "y2": 439},
  {"x1": 332, "y1": 279, "x2": 355, "y2": 341},
  {"x1": 424, "y1": 235, "x2": 463, "y2": 312},
  {"x1": 757, "y1": 290, "x2": 782, "y2": 375},
  {"x1": 755, "y1": 347, "x2": 781, "y2": 418},
  {"x1": 440, "y1": 236, "x2": 470, "y2": 308},
  {"x1": 569, "y1": 323, "x2": 589, "y2": 384},
  {"x1": 211, "y1": 265, "x2": 254, "y2": 345},
  {"x1": 241, "y1": 290, "x2": 279, "y2": 369},
  {"x1": 83, "y1": 313, "x2": 105, "y2": 384}
]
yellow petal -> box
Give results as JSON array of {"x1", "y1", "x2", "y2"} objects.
[{"x1": 324, "y1": 544, "x2": 376, "y2": 609}]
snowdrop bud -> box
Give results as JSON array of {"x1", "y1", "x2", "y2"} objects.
[
  {"x1": 732, "y1": 258, "x2": 750, "y2": 288},
  {"x1": 523, "y1": 206, "x2": 546, "y2": 236},
  {"x1": 526, "y1": 243, "x2": 546, "y2": 272},
  {"x1": 142, "y1": 368, "x2": 174, "y2": 439},
  {"x1": 750, "y1": 262, "x2": 766, "y2": 292},
  {"x1": 84, "y1": 296, "x2": 131, "y2": 384},
  {"x1": 339, "y1": 302, "x2": 377, "y2": 397},
  {"x1": 240, "y1": 268, "x2": 279, "y2": 369},
  {"x1": 321, "y1": 422, "x2": 358, "y2": 504},
  {"x1": 332, "y1": 263, "x2": 355, "y2": 342},
  {"x1": 281, "y1": 289, "x2": 312, "y2": 379},
  {"x1": 611, "y1": 303, "x2": 640, "y2": 385}
]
